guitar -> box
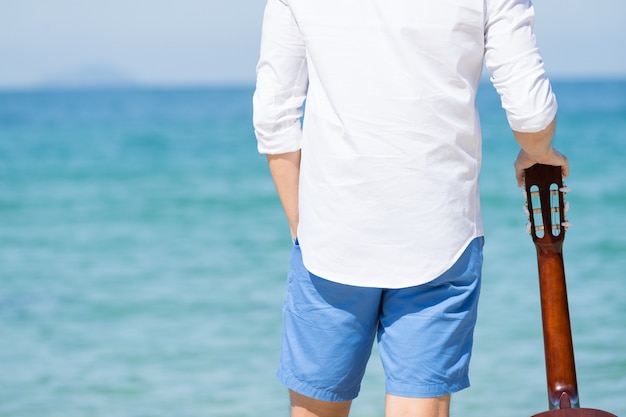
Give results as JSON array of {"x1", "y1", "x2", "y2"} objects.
[{"x1": 524, "y1": 164, "x2": 616, "y2": 417}]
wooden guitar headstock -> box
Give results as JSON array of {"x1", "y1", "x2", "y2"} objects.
[{"x1": 524, "y1": 164, "x2": 570, "y2": 249}]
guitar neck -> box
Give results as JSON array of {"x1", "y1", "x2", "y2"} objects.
[{"x1": 535, "y1": 245, "x2": 579, "y2": 409}]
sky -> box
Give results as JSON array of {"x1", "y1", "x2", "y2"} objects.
[{"x1": 0, "y1": 0, "x2": 625, "y2": 90}]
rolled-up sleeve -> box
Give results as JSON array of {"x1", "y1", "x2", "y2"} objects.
[
  {"x1": 253, "y1": 0, "x2": 308, "y2": 154},
  {"x1": 485, "y1": 0, "x2": 557, "y2": 133}
]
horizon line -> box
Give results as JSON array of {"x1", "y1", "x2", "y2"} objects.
[{"x1": 0, "y1": 75, "x2": 625, "y2": 94}]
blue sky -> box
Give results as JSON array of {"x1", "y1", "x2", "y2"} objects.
[{"x1": 0, "y1": 0, "x2": 624, "y2": 89}]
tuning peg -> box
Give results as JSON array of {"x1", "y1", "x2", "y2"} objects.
[
  {"x1": 526, "y1": 222, "x2": 532, "y2": 234},
  {"x1": 523, "y1": 205, "x2": 530, "y2": 216},
  {"x1": 561, "y1": 221, "x2": 572, "y2": 230},
  {"x1": 564, "y1": 201, "x2": 570, "y2": 213},
  {"x1": 560, "y1": 186, "x2": 571, "y2": 193}
]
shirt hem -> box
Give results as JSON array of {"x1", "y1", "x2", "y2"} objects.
[{"x1": 300, "y1": 234, "x2": 484, "y2": 289}]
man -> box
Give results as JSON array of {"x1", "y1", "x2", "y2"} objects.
[{"x1": 253, "y1": 0, "x2": 569, "y2": 416}]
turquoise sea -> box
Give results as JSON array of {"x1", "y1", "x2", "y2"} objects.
[{"x1": 1, "y1": 80, "x2": 625, "y2": 417}]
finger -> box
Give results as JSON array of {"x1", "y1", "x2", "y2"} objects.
[
  {"x1": 562, "y1": 157, "x2": 569, "y2": 178},
  {"x1": 516, "y1": 169, "x2": 525, "y2": 187}
]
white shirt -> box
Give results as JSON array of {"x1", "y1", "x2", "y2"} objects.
[{"x1": 253, "y1": 0, "x2": 557, "y2": 288}]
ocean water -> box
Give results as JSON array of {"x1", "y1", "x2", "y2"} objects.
[{"x1": 0, "y1": 80, "x2": 624, "y2": 417}]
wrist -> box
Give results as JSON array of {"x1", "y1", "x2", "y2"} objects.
[{"x1": 522, "y1": 147, "x2": 554, "y2": 164}]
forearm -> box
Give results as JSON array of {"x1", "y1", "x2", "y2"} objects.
[
  {"x1": 513, "y1": 118, "x2": 569, "y2": 186},
  {"x1": 266, "y1": 150, "x2": 301, "y2": 240},
  {"x1": 513, "y1": 118, "x2": 556, "y2": 162}
]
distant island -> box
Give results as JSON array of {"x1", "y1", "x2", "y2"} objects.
[{"x1": 37, "y1": 66, "x2": 138, "y2": 89}]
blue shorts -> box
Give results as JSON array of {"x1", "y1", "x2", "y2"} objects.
[{"x1": 277, "y1": 237, "x2": 483, "y2": 402}]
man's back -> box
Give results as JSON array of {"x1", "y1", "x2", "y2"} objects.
[{"x1": 254, "y1": 0, "x2": 557, "y2": 288}]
